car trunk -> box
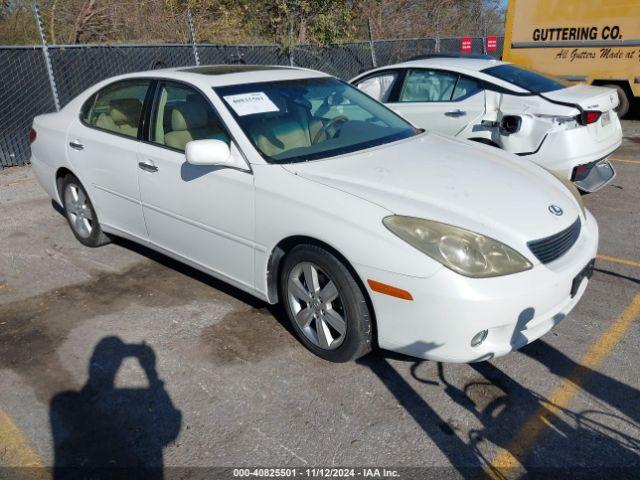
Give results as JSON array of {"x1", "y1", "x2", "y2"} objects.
[{"x1": 541, "y1": 85, "x2": 620, "y2": 144}]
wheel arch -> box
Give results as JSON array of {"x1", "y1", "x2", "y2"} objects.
[
  {"x1": 55, "y1": 167, "x2": 77, "y2": 203},
  {"x1": 266, "y1": 235, "x2": 378, "y2": 344}
]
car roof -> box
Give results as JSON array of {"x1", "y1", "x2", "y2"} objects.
[
  {"x1": 394, "y1": 56, "x2": 508, "y2": 72},
  {"x1": 115, "y1": 64, "x2": 332, "y2": 87},
  {"x1": 349, "y1": 56, "x2": 530, "y2": 93}
]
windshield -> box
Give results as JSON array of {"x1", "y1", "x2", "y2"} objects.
[
  {"x1": 215, "y1": 77, "x2": 418, "y2": 163},
  {"x1": 482, "y1": 64, "x2": 569, "y2": 93}
]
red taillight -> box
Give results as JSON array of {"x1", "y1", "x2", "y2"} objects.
[
  {"x1": 580, "y1": 111, "x2": 601, "y2": 125},
  {"x1": 29, "y1": 128, "x2": 37, "y2": 144}
]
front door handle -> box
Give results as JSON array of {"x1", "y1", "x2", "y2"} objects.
[
  {"x1": 138, "y1": 161, "x2": 158, "y2": 173},
  {"x1": 69, "y1": 140, "x2": 84, "y2": 150},
  {"x1": 445, "y1": 109, "x2": 466, "y2": 117}
]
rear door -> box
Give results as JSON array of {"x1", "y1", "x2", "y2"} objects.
[
  {"x1": 387, "y1": 69, "x2": 486, "y2": 136},
  {"x1": 66, "y1": 79, "x2": 151, "y2": 240},
  {"x1": 136, "y1": 80, "x2": 255, "y2": 289}
]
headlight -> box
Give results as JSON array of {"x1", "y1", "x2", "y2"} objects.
[
  {"x1": 546, "y1": 169, "x2": 586, "y2": 218},
  {"x1": 383, "y1": 216, "x2": 532, "y2": 278}
]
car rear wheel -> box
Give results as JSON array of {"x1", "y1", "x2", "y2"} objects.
[
  {"x1": 279, "y1": 244, "x2": 372, "y2": 362},
  {"x1": 605, "y1": 84, "x2": 630, "y2": 118},
  {"x1": 60, "y1": 175, "x2": 111, "y2": 247}
]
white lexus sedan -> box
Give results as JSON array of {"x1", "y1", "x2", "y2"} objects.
[
  {"x1": 351, "y1": 56, "x2": 622, "y2": 193},
  {"x1": 30, "y1": 65, "x2": 598, "y2": 363}
]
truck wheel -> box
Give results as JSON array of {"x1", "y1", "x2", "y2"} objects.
[{"x1": 605, "y1": 84, "x2": 630, "y2": 118}]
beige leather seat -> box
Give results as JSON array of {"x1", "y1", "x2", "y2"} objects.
[
  {"x1": 96, "y1": 98, "x2": 142, "y2": 137},
  {"x1": 247, "y1": 95, "x2": 325, "y2": 157},
  {"x1": 164, "y1": 102, "x2": 229, "y2": 151},
  {"x1": 402, "y1": 75, "x2": 441, "y2": 102}
]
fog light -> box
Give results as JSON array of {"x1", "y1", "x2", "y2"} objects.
[{"x1": 471, "y1": 329, "x2": 488, "y2": 347}]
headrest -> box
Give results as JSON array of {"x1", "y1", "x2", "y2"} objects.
[
  {"x1": 171, "y1": 102, "x2": 208, "y2": 131},
  {"x1": 254, "y1": 93, "x2": 289, "y2": 119},
  {"x1": 109, "y1": 98, "x2": 142, "y2": 126}
]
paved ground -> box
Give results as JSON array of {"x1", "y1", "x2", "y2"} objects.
[{"x1": 0, "y1": 121, "x2": 639, "y2": 479}]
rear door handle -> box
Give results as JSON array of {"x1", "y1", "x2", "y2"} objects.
[
  {"x1": 138, "y1": 161, "x2": 158, "y2": 173},
  {"x1": 445, "y1": 109, "x2": 466, "y2": 117},
  {"x1": 69, "y1": 140, "x2": 84, "y2": 150}
]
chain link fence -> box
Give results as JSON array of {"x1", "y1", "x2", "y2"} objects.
[{"x1": 0, "y1": 35, "x2": 503, "y2": 168}]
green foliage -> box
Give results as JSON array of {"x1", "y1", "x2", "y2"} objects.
[
  {"x1": 0, "y1": 0, "x2": 504, "y2": 46},
  {"x1": 254, "y1": 0, "x2": 355, "y2": 48}
]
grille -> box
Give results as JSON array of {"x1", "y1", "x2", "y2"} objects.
[{"x1": 528, "y1": 218, "x2": 582, "y2": 264}]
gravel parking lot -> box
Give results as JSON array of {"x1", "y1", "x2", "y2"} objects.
[{"x1": 0, "y1": 121, "x2": 638, "y2": 479}]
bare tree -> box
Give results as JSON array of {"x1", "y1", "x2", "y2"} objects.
[{"x1": 0, "y1": 0, "x2": 505, "y2": 45}]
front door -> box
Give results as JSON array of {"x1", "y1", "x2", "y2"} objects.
[{"x1": 136, "y1": 80, "x2": 255, "y2": 290}]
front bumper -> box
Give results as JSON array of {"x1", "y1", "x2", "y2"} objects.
[{"x1": 356, "y1": 210, "x2": 599, "y2": 363}]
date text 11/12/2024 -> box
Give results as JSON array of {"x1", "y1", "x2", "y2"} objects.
[{"x1": 232, "y1": 468, "x2": 401, "y2": 478}]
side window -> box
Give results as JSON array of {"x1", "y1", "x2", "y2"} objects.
[
  {"x1": 82, "y1": 80, "x2": 150, "y2": 138},
  {"x1": 452, "y1": 75, "x2": 482, "y2": 100},
  {"x1": 151, "y1": 82, "x2": 229, "y2": 152},
  {"x1": 399, "y1": 69, "x2": 459, "y2": 102},
  {"x1": 356, "y1": 72, "x2": 399, "y2": 102}
]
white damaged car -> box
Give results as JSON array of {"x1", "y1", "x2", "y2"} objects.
[
  {"x1": 30, "y1": 65, "x2": 597, "y2": 363},
  {"x1": 351, "y1": 55, "x2": 622, "y2": 192}
]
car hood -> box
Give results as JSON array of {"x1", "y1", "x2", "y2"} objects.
[{"x1": 283, "y1": 132, "x2": 581, "y2": 247}]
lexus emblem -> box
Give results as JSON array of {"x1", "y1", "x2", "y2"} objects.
[{"x1": 548, "y1": 205, "x2": 563, "y2": 216}]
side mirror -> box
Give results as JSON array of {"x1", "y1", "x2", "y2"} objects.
[{"x1": 185, "y1": 139, "x2": 231, "y2": 166}]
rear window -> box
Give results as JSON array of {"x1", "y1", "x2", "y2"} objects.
[{"x1": 482, "y1": 64, "x2": 569, "y2": 93}]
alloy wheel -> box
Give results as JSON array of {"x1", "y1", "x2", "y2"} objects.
[
  {"x1": 286, "y1": 262, "x2": 347, "y2": 350},
  {"x1": 64, "y1": 183, "x2": 93, "y2": 238}
]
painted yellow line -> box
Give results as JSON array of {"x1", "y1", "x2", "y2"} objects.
[
  {"x1": 610, "y1": 157, "x2": 640, "y2": 164},
  {"x1": 0, "y1": 407, "x2": 43, "y2": 468},
  {"x1": 597, "y1": 254, "x2": 640, "y2": 269},
  {"x1": 6, "y1": 177, "x2": 35, "y2": 187},
  {"x1": 485, "y1": 292, "x2": 640, "y2": 479}
]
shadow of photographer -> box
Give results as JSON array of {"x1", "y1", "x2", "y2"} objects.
[{"x1": 50, "y1": 336, "x2": 182, "y2": 479}]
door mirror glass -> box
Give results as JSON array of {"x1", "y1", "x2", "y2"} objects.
[{"x1": 185, "y1": 139, "x2": 232, "y2": 166}]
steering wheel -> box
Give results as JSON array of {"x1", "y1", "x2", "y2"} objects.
[{"x1": 312, "y1": 115, "x2": 349, "y2": 144}]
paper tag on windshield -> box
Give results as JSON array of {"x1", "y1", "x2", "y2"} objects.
[{"x1": 224, "y1": 92, "x2": 279, "y2": 116}]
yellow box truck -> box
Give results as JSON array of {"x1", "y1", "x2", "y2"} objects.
[{"x1": 502, "y1": 0, "x2": 640, "y2": 117}]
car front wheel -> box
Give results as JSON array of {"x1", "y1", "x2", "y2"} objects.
[
  {"x1": 60, "y1": 174, "x2": 111, "y2": 247},
  {"x1": 279, "y1": 244, "x2": 373, "y2": 362}
]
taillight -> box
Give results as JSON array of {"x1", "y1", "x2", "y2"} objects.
[
  {"x1": 572, "y1": 164, "x2": 589, "y2": 182},
  {"x1": 580, "y1": 111, "x2": 601, "y2": 125},
  {"x1": 29, "y1": 128, "x2": 37, "y2": 144}
]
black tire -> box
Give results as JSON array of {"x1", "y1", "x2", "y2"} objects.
[
  {"x1": 605, "y1": 84, "x2": 630, "y2": 118},
  {"x1": 60, "y1": 174, "x2": 111, "y2": 247},
  {"x1": 279, "y1": 244, "x2": 372, "y2": 362}
]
